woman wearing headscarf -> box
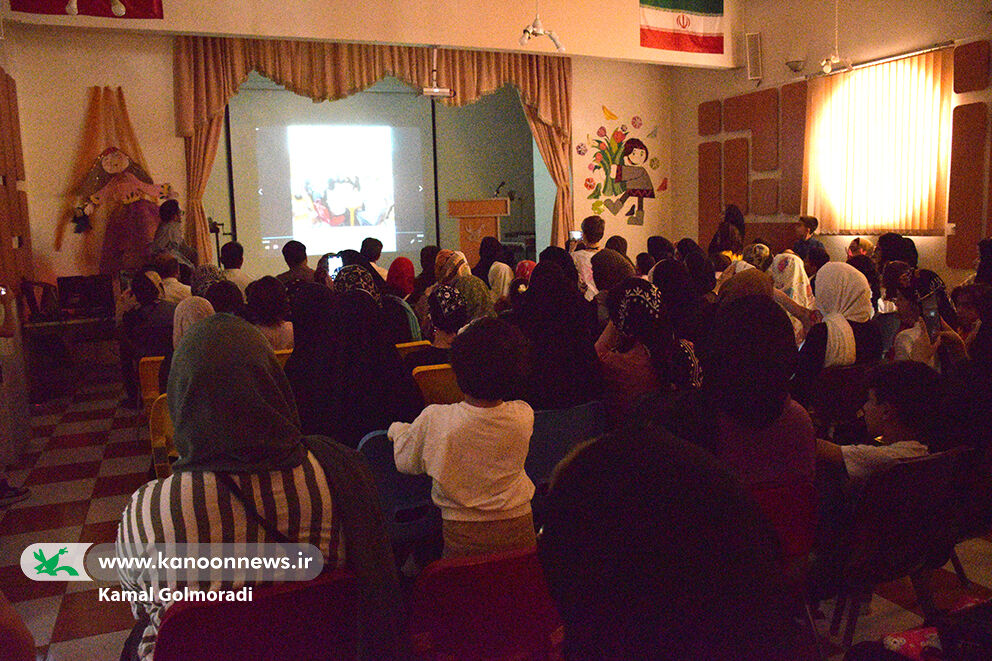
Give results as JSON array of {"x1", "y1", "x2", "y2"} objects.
[
  {"x1": 472, "y1": 236, "x2": 504, "y2": 285},
  {"x1": 117, "y1": 313, "x2": 402, "y2": 661},
  {"x1": 792, "y1": 262, "x2": 881, "y2": 406},
  {"x1": 386, "y1": 257, "x2": 416, "y2": 298},
  {"x1": 286, "y1": 283, "x2": 423, "y2": 447},
  {"x1": 769, "y1": 253, "x2": 815, "y2": 344},
  {"x1": 414, "y1": 249, "x2": 471, "y2": 340},
  {"x1": 190, "y1": 264, "x2": 223, "y2": 298},
  {"x1": 514, "y1": 260, "x2": 536, "y2": 282},
  {"x1": 336, "y1": 265, "x2": 420, "y2": 345},
  {"x1": 591, "y1": 248, "x2": 636, "y2": 333},
  {"x1": 404, "y1": 284, "x2": 469, "y2": 372},
  {"x1": 246, "y1": 275, "x2": 294, "y2": 351},
  {"x1": 683, "y1": 250, "x2": 717, "y2": 304},
  {"x1": 538, "y1": 246, "x2": 582, "y2": 289},
  {"x1": 516, "y1": 261, "x2": 603, "y2": 411},
  {"x1": 595, "y1": 278, "x2": 700, "y2": 419},
  {"x1": 172, "y1": 296, "x2": 213, "y2": 349},
  {"x1": 742, "y1": 242, "x2": 772, "y2": 271},
  {"x1": 644, "y1": 295, "x2": 816, "y2": 491},
  {"x1": 488, "y1": 261, "x2": 515, "y2": 306},
  {"x1": 652, "y1": 258, "x2": 714, "y2": 350},
  {"x1": 716, "y1": 268, "x2": 775, "y2": 307},
  {"x1": 890, "y1": 266, "x2": 957, "y2": 367},
  {"x1": 453, "y1": 274, "x2": 494, "y2": 321}
]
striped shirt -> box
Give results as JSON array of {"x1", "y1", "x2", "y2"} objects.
[{"x1": 116, "y1": 450, "x2": 341, "y2": 661}]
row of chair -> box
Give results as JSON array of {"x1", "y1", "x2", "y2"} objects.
[{"x1": 154, "y1": 546, "x2": 563, "y2": 661}]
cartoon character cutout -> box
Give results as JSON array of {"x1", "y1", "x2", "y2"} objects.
[{"x1": 603, "y1": 138, "x2": 654, "y2": 225}]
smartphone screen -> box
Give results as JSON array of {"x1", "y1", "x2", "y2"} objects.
[
  {"x1": 568, "y1": 230, "x2": 582, "y2": 241},
  {"x1": 920, "y1": 293, "x2": 940, "y2": 341},
  {"x1": 326, "y1": 256, "x2": 344, "y2": 279}
]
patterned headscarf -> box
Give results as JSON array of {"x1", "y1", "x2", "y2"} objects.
[
  {"x1": 742, "y1": 243, "x2": 771, "y2": 270},
  {"x1": 769, "y1": 253, "x2": 814, "y2": 309},
  {"x1": 488, "y1": 262, "x2": 515, "y2": 303},
  {"x1": 453, "y1": 274, "x2": 494, "y2": 320},
  {"x1": 428, "y1": 284, "x2": 469, "y2": 334},
  {"x1": 434, "y1": 250, "x2": 470, "y2": 285},
  {"x1": 191, "y1": 264, "x2": 223, "y2": 298},
  {"x1": 615, "y1": 278, "x2": 665, "y2": 339},
  {"x1": 591, "y1": 248, "x2": 636, "y2": 293},
  {"x1": 515, "y1": 260, "x2": 537, "y2": 282},
  {"x1": 335, "y1": 264, "x2": 381, "y2": 305}
]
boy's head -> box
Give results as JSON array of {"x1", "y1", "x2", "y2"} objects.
[
  {"x1": 220, "y1": 241, "x2": 244, "y2": 270},
  {"x1": 863, "y1": 361, "x2": 941, "y2": 442},
  {"x1": 154, "y1": 254, "x2": 180, "y2": 279},
  {"x1": 360, "y1": 237, "x2": 383, "y2": 263},
  {"x1": 450, "y1": 317, "x2": 529, "y2": 401},
  {"x1": 580, "y1": 215, "x2": 605, "y2": 246},
  {"x1": 282, "y1": 240, "x2": 308, "y2": 268},
  {"x1": 795, "y1": 215, "x2": 818, "y2": 241},
  {"x1": 159, "y1": 199, "x2": 181, "y2": 224}
]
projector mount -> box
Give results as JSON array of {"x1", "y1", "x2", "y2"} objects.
[
  {"x1": 520, "y1": 0, "x2": 564, "y2": 52},
  {"x1": 422, "y1": 47, "x2": 454, "y2": 98}
]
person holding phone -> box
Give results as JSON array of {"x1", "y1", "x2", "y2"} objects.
[{"x1": 890, "y1": 267, "x2": 957, "y2": 367}]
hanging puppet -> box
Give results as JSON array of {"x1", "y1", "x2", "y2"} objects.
[{"x1": 71, "y1": 147, "x2": 174, "y2": 274}]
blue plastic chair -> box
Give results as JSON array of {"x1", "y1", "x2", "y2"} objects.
[
  {"x1": 526, "y1": 400, "x2": 608, "y2": 494},
  {"x1": 357, "y1": 430, "x2": 441, "y2": 546}
]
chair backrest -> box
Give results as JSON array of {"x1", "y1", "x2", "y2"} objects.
[
  {"x1": 357, "y1": 430, "x2": 439, "y2": 545},
  {"x1": 845, "y1": 449, "x2": 964, "y2": 586},
  {"x1": 148, "y1": 393, "x2": 175, "y2": 479},
  {"x1": 408, "y1": 547, "x2": 563, "y2": 660},
  {"x1": 138, "y1": 355, "x2": 165, "y2": 410},
  {"x1": 748, "y1": 478, "x2": 817, "y2": 560},
  {"x1": 155, "y1": 569, "x2": 361, "y2": 661},
  {"x1": 412, "y1": 363, "x2": 464, "y2": 405},
  {"x1": 808, "y1": 363, "x2": 870, "y2": 431},
  {"x1": 395, "y1": 340, "x2": 431, "y2": 359},
  {"x1": 273, "y1": 348, "x2": 291, "y2": 367},
  {"x1": 526, "y1": 400, "x2": 608, "y2": 490}
]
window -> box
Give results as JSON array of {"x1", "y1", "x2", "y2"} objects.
[{"x1": 803, "y1": 48, "x2": 953, "y2": 235}]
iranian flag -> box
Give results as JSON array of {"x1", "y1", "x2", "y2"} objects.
[{"x1": 640, "y1": 0, "x2": 724, "y2": 54}]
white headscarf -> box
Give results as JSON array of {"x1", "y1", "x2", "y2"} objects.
[
  {"x1": 488, "y1": 262, "x2": 515, "y2": 303},
  {"x1": 814, "y1": 262, "x2": 873, "y2": 368},
  {"x1": 173, "y1": 296, "x2": 214, "y2": 349},
  {"x1": 769, "y1": 253, "x2": 814, "y2": 344}
]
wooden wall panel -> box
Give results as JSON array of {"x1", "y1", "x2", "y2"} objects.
[
  {"x1": 947, "y1": 102, "x2": 988, "y2": 269},
  {"x1": 698, "y1": 141, "x2": 722, "y2": 245},
  {"x1": 723, "y1": 138, "x2": 749, "y2": 213},
  {"x1": 745, "y1": 222, "x2": 796, "y2": 255},
  {"x1": 747, "y1": 88, "x2": 779, "y2": 171},
  {"x1": 723, "y1": 94, "x2": 747, "y2": 132},
  {"x1": 751, "y1": 179, "x2": 779, "y2": 216},
  {"x1": 698, "y1": 100, "x2": 722, "y2": 136},
  {"x1": 0, "y1": 75, "x2": 13, "y2": 178},
  {"x1": 780, "y1": 81, "x2": 807, "y2": 215},
  {"x1": 954, "y1": 40, "x2": 990, "y2": 94}
]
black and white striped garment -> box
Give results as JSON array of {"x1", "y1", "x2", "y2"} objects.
[{"x1": 115, "y1": 450, "x2": 342, "y2": 661}]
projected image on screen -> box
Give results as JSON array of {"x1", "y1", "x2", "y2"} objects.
[{"x1": 287, "y1": 125, "x2": 396, "y2": 254}]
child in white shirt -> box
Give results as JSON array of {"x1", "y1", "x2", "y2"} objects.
[{"x1": 390, "y1": 317, "x2": 535, "y2": 557}]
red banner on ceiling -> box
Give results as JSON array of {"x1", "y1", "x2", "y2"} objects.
[{"x1": 10, "y1": 0, "x2": 163, "y2": 19}]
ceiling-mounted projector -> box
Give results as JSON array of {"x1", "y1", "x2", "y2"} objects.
[{"x1": 519, "y1": 14, "x2": 564, "y2": 52}]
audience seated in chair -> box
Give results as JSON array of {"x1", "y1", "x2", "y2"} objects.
[
  {"x1": 404, "y1": 284, "x2": 467, "y2": 372},
  {"x1": 538, "y1": 424, "x2": 801, "y2": 660},
  {"x1": 390, "y1": 318, "x2": 535, "y2": 558},
  {"x1": 245, "y1": 275, "x2": 294, "y2": 350},
  {"x1": 219, "y1": 240, "x2": 252, "y2": 295},
  {"x1": 153, "y1": 254, "x2": 191, "y2": 304},
  {"x1": 118, "y1": 271, "x2": 175, "y2": 409},
  {"x1": 116, "y1": 313, "x2": 402, "y2": 661}
]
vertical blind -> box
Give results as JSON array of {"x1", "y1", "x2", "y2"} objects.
[{"x1": 803, "y1": 48, "x2": 953, "y2": 235}]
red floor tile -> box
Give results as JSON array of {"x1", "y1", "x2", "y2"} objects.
[
  {"x1": 103, "y1": 440, "x2": 151, "y2": 459},
  {"x1": 0, "y1": 500, "x2": 90, "y2": 536},
  {"x1": 0, "y1": 563, "x2": 68, "y2": 603},
  {"x1": 79, "y1": 520, "x2": 122, "y2": 545},
  {"x1": 47, "y1": 432, "x2": 109, "y2": 450},
  {"x1": 50, "y1": 588, "x2": 135, "y2": 643},
  {"x1": 24, "y1": 461, "x2": 103, "y2": 486},
  {"x1": 92, "y1": 473, "x2": 149, "y2": 499}
]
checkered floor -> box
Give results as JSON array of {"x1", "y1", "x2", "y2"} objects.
[{"x1": 1, "y1": 365, "x2": 990, "y2": 660}]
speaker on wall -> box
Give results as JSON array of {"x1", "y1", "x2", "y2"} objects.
[{"x1": 745, "y1": 32, "x2": 763, "y2": 81}]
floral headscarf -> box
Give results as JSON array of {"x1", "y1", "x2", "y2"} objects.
[
  {"x1": 335, "y1": 264, "x2": 381, "y2": 305},
  {"x1": 434, "y1": 250, "x2": 470, "y2": 285},
  {"x1": 769, "y1": 253, "x2": 814, "y2": 309},
  {"x1": 428, "y1": 284, "x2": 469, "y2": 334},
  {"x1": 615, "y1": 278, "x2": 665, "y2": 339},
  {"x1": 453, "y1": 274, "x2": 494, "y2": 320},
  {"x1": 191, "y1": 264, "x2": 223, "y2": 298}
]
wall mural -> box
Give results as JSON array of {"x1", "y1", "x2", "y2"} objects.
[{"x1": 578, "y1": 106, "x2": 667, "y2": 226}]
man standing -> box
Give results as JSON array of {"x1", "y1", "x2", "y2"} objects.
[
  {"x1": 571, "y1": 215, "x2": 605, "y2": 301},
  {"x1": 792, "y1": 215, "x2": 825, "y2": 260}
]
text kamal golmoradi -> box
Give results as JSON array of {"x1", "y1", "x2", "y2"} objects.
[{"x1": 98, "y1": 587, "x2": 254, "y2": 602}]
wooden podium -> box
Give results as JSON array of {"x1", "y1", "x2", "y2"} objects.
[{"x1": 447, "y1": 198, "x2": 510, "y2": 267}]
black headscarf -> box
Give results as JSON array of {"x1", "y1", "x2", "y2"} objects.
[
  {"x1": 472, "y1": 236, "x2": 504, "y2": 285},
  {"x1": 538, "y1": 246, "x2": 581, "y2": 290},
  {"x1": 168, "y1": 313, "x2": 306, "y2": 473}
]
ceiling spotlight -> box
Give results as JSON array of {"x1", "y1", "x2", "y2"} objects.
[{"x1": 519, "y1": 1, "x2": 564, "y2": 52}]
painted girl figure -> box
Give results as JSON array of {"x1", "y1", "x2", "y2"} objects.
[{"x1": 605, "y1": 138, "x2": 654, "y2": 225}]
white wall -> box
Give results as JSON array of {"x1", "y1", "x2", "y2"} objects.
[
  {"x1": 4, "y1": 0, "x2": 740, "y2": 68},
  {"x1": 4, "y1": 23, "x2": 185, "y2": 282},
  {"x1": 571, "y1": 55, "x2": 675, "y2": 256},
  {"x1": 669, "y1": 0, "x2": 992, "y2": 282}
]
